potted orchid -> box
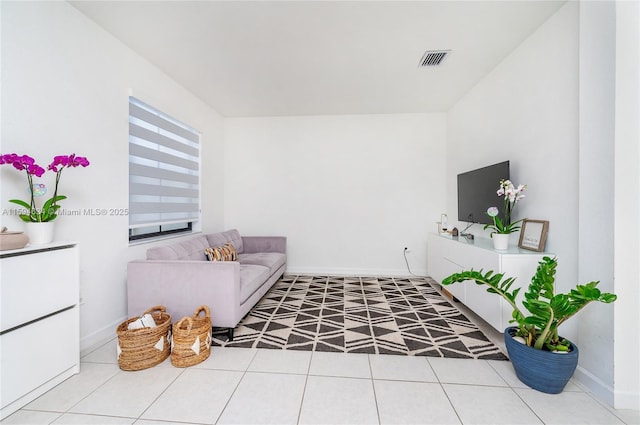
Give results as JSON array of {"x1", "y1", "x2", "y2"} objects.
[
  {"x1": 0, "y1": 153, "x2": 90, "y2": 244},
  {"x1": 484, "y1": 179, "x2": 526, "y2": 249}
]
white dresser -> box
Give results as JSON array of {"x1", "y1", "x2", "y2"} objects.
[
  {"x1": 0, "y1": 242, "x2": 80, "y2": 419},
  {"x1": 427, "y1": 233, "x2": 549, "y2": 331}
]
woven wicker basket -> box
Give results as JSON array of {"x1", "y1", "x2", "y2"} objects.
[
  {"x1": 116, "y1": 305, "x2": 172, "y2": 371},
  {"x1": 171, "y1": 305, "x2": 212, "y2": 368}
]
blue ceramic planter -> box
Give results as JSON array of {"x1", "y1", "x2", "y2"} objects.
[{"x1": 504, "y1": 327, "x2": 579, "y2": 394}]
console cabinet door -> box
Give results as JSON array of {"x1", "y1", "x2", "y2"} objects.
[
  {"x1": 427, "y1": 233, "x2": 547, "y2": 331},
  {"x1": 498, "y1": 255, "x2": 545, "y2": 330},
  {"x1": 458, "y1": 245, "x2": 501, "y2": 330},
  {"x1": 427, "y1": 234, "x2": 465, "y2": 302}
]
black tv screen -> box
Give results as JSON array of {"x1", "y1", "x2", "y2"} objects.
[{"x1": 457, "y1": 161, "x2": 510, "y2": 224}]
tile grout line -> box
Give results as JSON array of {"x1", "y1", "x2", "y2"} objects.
[
  {"x1": 437, "y1": 382, "x2": 464, "y2": 425},
  {"x1": 12, "y1": 344, "x2": 631, "y2": 425},
  {"x1": 571, "y1": 383, "x2": 632, "y2": 425},
  {"x1": 424, "y1": 352, "x2": 465, "y2": 425},
  {"x1": 367, "y1": 353, "x2": 382, "y2": 425},
  {"x1": 213, "y1": 348, "x2": 258, "y2": 425},
  {"x1": 296, "y1": 348, "x2": 315, "y2": 425},
  {"x1": 134, "y1": 365, "x2": 187, "y2": 422},
  {"x1": 80, "y1": 333, "x2": 122, "y2": 359},
  {"x1": 54, "y1": 362, "x2": 123, "y2": 419},
  {"x1": 508, "y1": 386, "x2": 547, "y2": 424}
]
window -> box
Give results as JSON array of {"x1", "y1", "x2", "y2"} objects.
[{"x1": 128, "y1": 97, "x2": 200, "y2": 242}]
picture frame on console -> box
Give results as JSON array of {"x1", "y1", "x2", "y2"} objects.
[{"x1": 518, "y1": 219, "x2": 549, "y2": 252}]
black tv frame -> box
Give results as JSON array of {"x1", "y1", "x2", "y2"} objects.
[{"x1": 457, "y1": 160, "x2": 510, "y2": 225}]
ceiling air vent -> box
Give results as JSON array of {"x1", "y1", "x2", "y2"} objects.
[{"x1": 419, "y1": 50, "x2": 450, "y2": 67}]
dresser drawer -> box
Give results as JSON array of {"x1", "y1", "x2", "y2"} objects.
[
  {"x1": 0, "y1": 307, "x2": 79, "y2": 408},
  {"x1": 1, "y1": 246, "x2": 79, "y2": 332}
]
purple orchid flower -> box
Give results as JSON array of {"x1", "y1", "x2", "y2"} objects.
[{"x1": 1, "y1": 152, "x2": 90, "y2": 222}]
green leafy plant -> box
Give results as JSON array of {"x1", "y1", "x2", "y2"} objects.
[{"x1": 442, "y1": 256, "x2": 617, "y2": 351}]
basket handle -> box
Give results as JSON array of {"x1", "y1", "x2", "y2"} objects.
[
  {"x1": 143, "y1": 305, "x2": 166, "y2": 316},
  {"x1": 193, "y1": 305, "x2": 211, "y2": 319},
  {"x1": 175, "y1": 316, "x2": 193, "y2": 333}
]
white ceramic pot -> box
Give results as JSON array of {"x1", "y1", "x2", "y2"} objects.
[
  {"x1": 492, "y1": 233, "x2": 510, "y2": 250},
  {"x1": 24, "y1": 221, "x2": 55, "y2": 245}
]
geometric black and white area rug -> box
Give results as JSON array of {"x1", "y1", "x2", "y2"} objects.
[{"x1": 213, "y1": 275, "x2": 508, "y2": 360}]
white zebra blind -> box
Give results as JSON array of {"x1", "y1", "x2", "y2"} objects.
[{"x1": 128, "y1": 97, "x2": 200, "y2": 229}]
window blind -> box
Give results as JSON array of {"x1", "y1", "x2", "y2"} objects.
[{"x1": 128, "y1": 97, "x2": 200, "y2": 231}]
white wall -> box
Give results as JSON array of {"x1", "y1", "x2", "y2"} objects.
[
  {"x1": 447, "y1": 2, "x2": 579, "y2": 332},
  {"x1": 447, "y1": 1, "x2": 639, "y2": 409},
  {"x1": 577, "y1": 2, "x2": 640, "y2": 408},
  {"x1": 224, "y1": 113, "x2": 447, "y2": 276},
  {"x1": 576, "y1": 0, "x2": 616, "y2": 406},
  {"x1": 0, "y1": 1, "x2": 225, "y2": 350},
  {"x1": 613, "y1": 0, "x2": 640, "y2": 411}
]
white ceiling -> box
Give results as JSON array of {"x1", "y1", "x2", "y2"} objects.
[{"x1": 70, "y1": 1, "x2": 566, "y2": 117}]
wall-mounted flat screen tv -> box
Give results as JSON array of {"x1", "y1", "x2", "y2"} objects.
[{"x1": 457, "y1": 160, "x2": 510, "y2": 224}]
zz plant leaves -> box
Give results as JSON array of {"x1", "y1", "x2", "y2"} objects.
[{"x1": 441, "y1": 256, "x2": 617, "y2": 351}]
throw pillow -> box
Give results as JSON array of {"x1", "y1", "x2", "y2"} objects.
[{"x1": 204, "y1": 243, "x2": 237, "y2": 262}]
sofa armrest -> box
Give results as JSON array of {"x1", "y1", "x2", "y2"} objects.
[
  {"x1": 127, "y1": 260, "x2": 242, "y2": 328},
  {"x1": 241, "y1": 236, "x2": 286, "y2": 254}
]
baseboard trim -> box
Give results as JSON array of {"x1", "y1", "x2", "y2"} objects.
[
  {"x1": 612, "y1": 390, "x2": 640, "y2": 411},
  {"x1": 574, "y1": 365, "x2": 615, "y2": 407},
  {"x1": 574, "y1": 366, "x2": 640, "y2": 409},
  {"x1": 80, "y1": 316, "x2": 125, "y2": 357},
  {"x1": 285, "y1": 267, "x2": 429, "y2": 277}
]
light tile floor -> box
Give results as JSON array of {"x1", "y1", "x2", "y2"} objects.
[
  {"x1": 3, "y1": 286, "x2": 639, "y2": 425},
  {"x1": 2, "y1": 336, "x2": 639, "y2": 425}
]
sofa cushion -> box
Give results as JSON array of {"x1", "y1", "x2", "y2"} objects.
[
  {"x1": 237, "y1": 252, "x2": 286, "y2": 276},
  {"x1": 239, "y1": 264, "x2": 270, "y2": 304},
  {"x1": 204, "y1": 243, "x2": 237, "y2": 262},
  {"x1": 206, "y1": 229, "x2": 244, "y2": 254},
  {"x1": 146, "y1": 236, "x2": 209, "y2": 260}
]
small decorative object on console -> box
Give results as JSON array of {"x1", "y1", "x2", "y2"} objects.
[
  {"x1": 518, "y1": 219, "x2": 549, "y2": 252},
  {"x1": 437, "y1": 213, "x2": 448, "y2": 234},
  {"x1": 0, "y1": 226, "x2": 29, "y2": 251}
]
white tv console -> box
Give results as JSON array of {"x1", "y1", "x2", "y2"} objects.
[
  {"x1": 427, "y1": 233, "x2": 549, "y2": 331},
  {"x1": 0, "y1": 242, "x2": 80, "y2": 420}
]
